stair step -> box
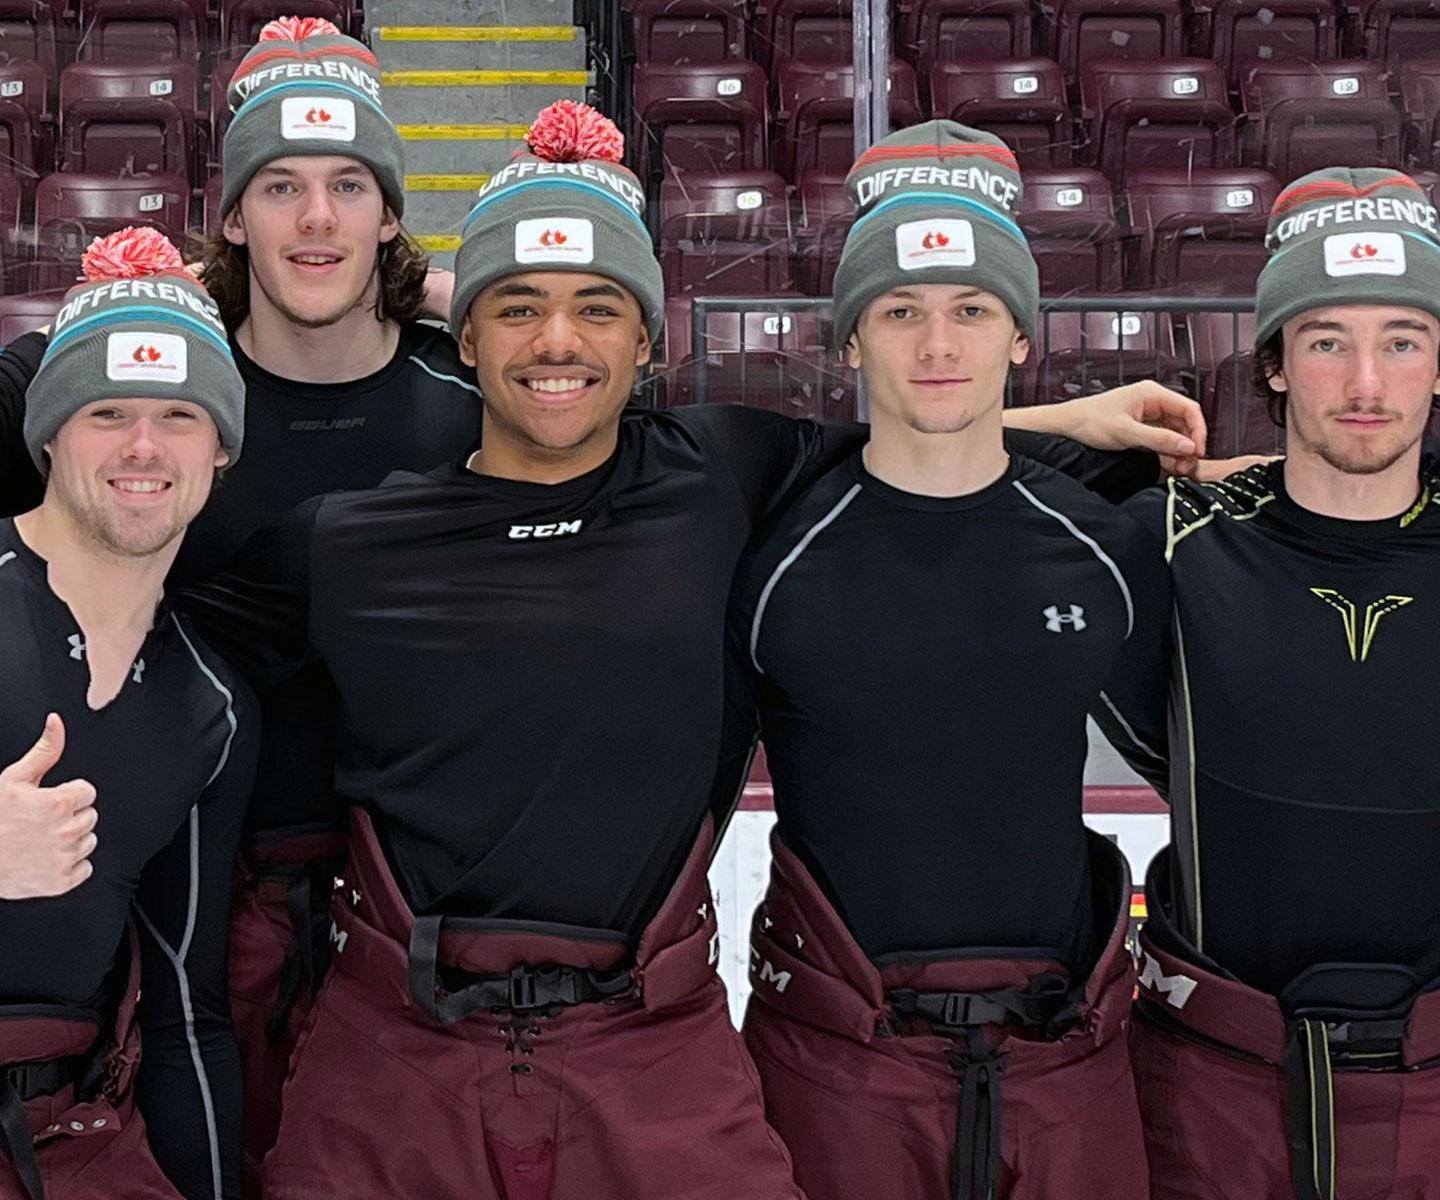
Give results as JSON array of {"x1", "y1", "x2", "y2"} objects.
[
  {"x1": 366, "y1": 0, "x2": 574, "y2": 27},
  {"x1": 382, "y1": 72, "x2": 589, "y2": 124},
  {"x1": 372, "y1": 26, "x2": 584, "y2": 70}
]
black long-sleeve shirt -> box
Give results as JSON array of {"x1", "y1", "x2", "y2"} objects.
[
  {"x1": 0, "y1": 325, "x2": 484, "y2": 838},
  {"x1": 1116, "y1": 463, "x2": 1440, "y2": 996},
  {"x1": 725, "y1": 451, "x2": 1169, "y2": 969},
  {"x1": 181, "y1": 407, "x2": 1157, "y2": 938},
  {"x1": 0, "y1": 521, "x2": 258, "y2": 1200}
]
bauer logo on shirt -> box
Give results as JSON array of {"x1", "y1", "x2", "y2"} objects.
[
  {"x1": 895, "y1": 219, "x2": 976, "y2": 271},
  {"x1": 1322, "y1": 231, "x2": 1407, "y2": 278},
  {"x1": 105, "y1": 332, "x2": 188, "y2": 384},
  {"x1": 280, "y1": 96, "x2": 356, "y2": 143},
  {"x1": 514, "y1": 218, "x2": 595, "y2": 265}
]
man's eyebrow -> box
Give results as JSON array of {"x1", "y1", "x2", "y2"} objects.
[
  {"x1": 491, "y1": 283, "x2": 547, "y2": 299},
  {"x1": 575, "y1": 284, "x2": 627, "y2": 300},
  {"x1": 1384, "y1": 319, "x2": 1435, "y2": 333},
  {"x1": 1294, "y1": 320, "x2": 1345, "y2": 334}
]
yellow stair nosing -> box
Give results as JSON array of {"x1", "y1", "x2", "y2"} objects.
[
  {"x1": 395, "y1": 124, "x2": 530, "y2": 140},
  {"x1": 404, "y1": 174, "x2": 492, "y2": 190},
  {"x1": 382, "y1": 69, "x2": 590, "y2": 87},
  {"x1": 375, "y1": 25, "x2": 577, "y2": 42}
]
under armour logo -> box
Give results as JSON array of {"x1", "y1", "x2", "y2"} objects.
[
  {"x1": 1309, "y1": 588, "x2": 1414, "y2": 662},
  {"x1": 1138, "y1": 952, "x2": 1198, "y2": 1010},
  {"x1": 67, "y1": 634, "x2": 86, "y2": 660},
  {"x1": 1043, "y1": 604, "x2": 1087, "y2": 633},
  {"x1": 131, "y1": 659, "x2": 145, "y2": 683}
]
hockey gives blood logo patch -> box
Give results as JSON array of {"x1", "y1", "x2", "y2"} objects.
[
  {"x1": 895, "y1": 219, "x2": 976, "y2": 271},
  {"x1": 280, "y1": 96, "x2": 356, "y2": 142},
  {"x1": 514, "y1": 217, "x2": 595, "y2": 265},
  {"x1": 105, "y1": 332, "x2": 188, "y2": 384},
  {"x1": 1323, "y1": 230, "x2": 1406, "y2": 277}
]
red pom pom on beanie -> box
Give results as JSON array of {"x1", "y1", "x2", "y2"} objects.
[
  {"x1": 80, "y1": 226, "x2": 187, "y2": 281},
  {"x1": 257, "y1": 15, "x2": 341, "y2": 40},
  {"x1": 525, "y1": 100, "x2": 624, "y2": 164}
]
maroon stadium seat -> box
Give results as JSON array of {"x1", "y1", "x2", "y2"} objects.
[
  {"x1": 660, "y1": 295, "x2": 854, "y2": 418},
  {"x1": 633, "y1": 61, "x2": 769, "y2": 185},
  {"x1": 1049, "y1": 0, "x2": 1186, "y2": 82},
  {"x1": 76, "y1": 0, "x2": 205, "y2": 63},
  {"x1": 626, "y1": 0, "x2": 748, "y2": 63},
  {"x1": 1123, "y1": 166, "x2": 1278, "y2": 290},
  {"x1": 203, "y1": 170, "x2": 223, "y2": 237},
  {"x1": 209, "y1": 45, "x2": 249, "y2": 156},
  {"x1": 1192, "y1": 0, "x2": 1339, "y2": 89},
  {"x1": 1183, "y1": 309, "x2": 1275, "y2": 455},
  {"x1": 1237, "y1": 59, "x2": 1400, "y2": 183},
  {"x1": 774, "y1": 58, "x2": 921, "y2": 180},
  {"x1": 0, "y1": 287, "x2": 64, "y2": 341},
  {"x1": 931, "y1": 59, "x2": 1072, "y2": 169},
  {"x1": 29, "y1": 171, "x2": 189, "y2": 290},
  {"x1": 898, "y1": 0, "x2": 1034, "y2": 92},
  {"x1": 1020, "y1": 168, "x2": 1122, "y2": 295},
  {"x1": 1342, "y1": 0, "x2": 1440, "y2": 68},
  {"x1": 0, "y1": 0, "x2": 59, "y2": 87},
  {"x1": 792, "y1": 170, "x2": 852, "y2": 295},
  {"x1": 1397, "y1": 58, "x2": 1440, "y2": 167},
  {"x1": 658, "y1": 170, "x2": 793, "y2": 296},
  {"x1": 223, "y1": 0, "x2": 353, "y2": 49},
  {"x1": 0, "y1": 60, "x2": 50, "y2": 186},
  {"x1": 59, "y1": 61, "x2": 198, "y2": 181},
  {"x1": 1079, "y1": 58, "x2": 1235, "y2": 186},
  {"x1": 1030, "y1": 307, "x2": 1184, "y2": 404},
  {"x1": 0, "y1": 171, "x2": 25, "y2": 293},
  {"x1": 756, "y1": 0, "x2": 852, "y2": 69}
]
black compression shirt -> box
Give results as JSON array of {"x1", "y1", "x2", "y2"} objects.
[
  {"x1": 182, "y1": 407, "x2": 1157, "y2": 938},
  {"x1": 0, "y1": 521, "x2": 257, "y2": 1200},
  {"x1": 729, "y1": 452, "x2": 1169, "y2": 968},
  {"x1": 0, "y1": 324, "x2": 484, "y2": 837},
  {"x1": 1120, "y1": 463, "x2": 1440, "y2": 996}
]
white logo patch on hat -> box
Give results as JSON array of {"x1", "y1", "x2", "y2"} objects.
[
  {"x1": 105, "y1": 332, "x2": 188, "y2": 384},
  {"x1": 280, "y1": 96, "x2": 356, "y2": 142},
  {"x1": 895, "y1": 219, "x2": 976, "y2": 271},
  {"x1": 1323, "y1": 230, "x2": 1406, "y2": 277},
  {"x1": 514, "y1": 217, "x2": 595, "y2": 265}
]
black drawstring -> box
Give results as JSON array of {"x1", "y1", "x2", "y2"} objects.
[
  {"x1": 948, "y1": 1029, "x2": 1004, "y2": 1200},
  {"x1": 0, "y1": 1075, "x2": 46, "y2": 1200}
]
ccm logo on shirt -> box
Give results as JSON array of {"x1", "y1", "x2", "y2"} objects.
[{"x1": 508, "y1": 520, "x2": 583, "y2": 540}]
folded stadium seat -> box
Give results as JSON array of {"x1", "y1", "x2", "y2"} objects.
[
  {"x1": 224, "y1": 0, "x2": 353, "y2": 49},
  {"x1": 1341, "y1": 0, "x2": 1440, "y2": 67},
  {"x1": 658, "y1": 170, "x2": 794, "y2": 296},
  {"x1": 1123, "y1": 166, "x2": 1278, "y2": 289},
  {"x1": 773, "y1": 58, "x2": 921, "y2": 180},
  {"x1": 0, "y1": 0, "x2": 59, "y2": 88},
  {"x1": 0, "y1": 171, "x2": 25, "y2": 293},
  {"x1": 1183, "y1": 309, "x2": 1271, "y2": 454},
  {"x1": 626, "y1": 0, "x2": 749, "y2": 63},
  {"x1": 59, "y1": 60, "x2": 198, "y2": 181},
  {"x1": 209, "y1": 46, "x2": 249, "y2": 157},
  {"x1": 754, "y1": 0, "x2": 851, "y2": 71},
  {"x1": 660, "y1": 295, "x2": 855, "y2": 419},
  {"x1": 897, "y1": 0, "x2": 1035, "y2": 103},
  {"x1": 633, "y1": 60, "x2": 769, "y2": 189},
  {"x1": 75, "y1": 0, "x2": 205, "y2": 62},
  {"x1": 1030, "y1": 306, "x2": 1185, "y2": 404},
  {"x1": 28, "y1": 170, "x2": 189, "y2": 290},
  {"x1": 1237, "y1": 59, "x2": 1401, "y2": 183},
  {"x1": 0, "y1": 59, "x2": 51, "y2": 188},
  {"x1": 1190, "y1": 0, "x2": 1339, "y2": 91},
  {"x1": 0, "y1": 287, "x2": 64, "y2": 341},
  {"x1": 1079, "y1": 58, "x2": 1236, "y2": 187},
  {"x1": 931, "y1": 59, "x2": 1072, "y2": 168},
  {"x1": 1020, "y1": 167, "x2": 1123, "y2": 294},
  {"x1": 791, "y1": 170, "x2": 851, "y2": 295},
  {"x1": 1048, "y1": 0, "x2": 1186, "y2": 84}
]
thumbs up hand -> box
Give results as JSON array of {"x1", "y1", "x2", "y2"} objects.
[{"x1": 0, "y1": 714, "x2": 98, "y2": 899}]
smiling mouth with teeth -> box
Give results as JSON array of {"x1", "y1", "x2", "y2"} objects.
[
  {"x1": 524, "y1": 378, "x2": 596, "y2": 394},
  {"x1": 111, "y1": 480, "x2": 171, "y2": 494},
  {"x1": 290, "y1": 254, "x2": 342, "y2": 265}
]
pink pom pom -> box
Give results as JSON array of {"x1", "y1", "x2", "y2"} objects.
[
  {"x1": 257, "y1": 15, "x2": 341, "y2": 41},
  {"x1": 525, "y1": 100, "x2": 624, "y2": 164},
  {"x1": 81, "y1": 227, "x2": 186, "y2": 281}
]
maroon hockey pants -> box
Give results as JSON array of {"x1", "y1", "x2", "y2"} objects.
[
  {"x1": 743, "y1": 829, "x2": 1148, "y2": 1200},
  {"x1": 261, "y1": 809, "x2": 803, "y2": 1200}
]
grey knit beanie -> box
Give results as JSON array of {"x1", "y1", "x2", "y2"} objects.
[
  {"x1": 831, "y1": 120, "x2": 1039, "y2": 348},
  {"x1": 222, "y1": 15, "x2": 404, "y2": 218},
  {"x1": 450, "y1": 101, "x2": 663, "y2": 340},
  {"x1": 1256, "y1": 168, "x2": 1440, "y2": 347},
  {"x1": 26, "y1": 228, "x2": 245, "y2": 473}
]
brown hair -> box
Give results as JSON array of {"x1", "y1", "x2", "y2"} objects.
[{"x1": 194, "y1": 219, "x2": 431, "y2": 333}]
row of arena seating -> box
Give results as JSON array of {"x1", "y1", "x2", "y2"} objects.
[
  {"x1": 626, "y1": 0, "x2": 1440, "y2": 82},
  {"x1": 0, "y1": 0, "x2": 355, "y2": 78},
  {"x1": 634, "y1": 55, "x2": 1440, "y2": 186}
]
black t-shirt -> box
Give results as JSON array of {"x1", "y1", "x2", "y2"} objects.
[
  {"x1": 0, "y1": 323, "x2": 485, "y2": 836},
  {"x1": 0, "y1": 521, "x2": 257, "y2": 1200},
  {"x1": 1122, "y1": 463, "x2": 1440, "y2": 995},
  {"x1": 729, "y1": 452, "x2": 1169, "y2": 969},
  {"x1": 182, "y1": 407, "x2": 1156, "y2": 938}
]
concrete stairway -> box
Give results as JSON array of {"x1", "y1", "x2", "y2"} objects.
[{"x1": 368, "y1": 0, "x2": 592, "y2": 268}]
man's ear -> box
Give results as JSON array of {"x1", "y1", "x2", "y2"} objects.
[
  {"x1": 843, "y1": 331, "x2": 861, "y2": 371},
  {"x1": 458, "y1": 311, "x2": 478, "y2": 368},
  {"x1": 1010, "y1": 330, "x2": 1030, "y2": 367},
  {"x1": 1269, "y1": 368, "x2": 1288, "y2": 393},
  {"x1": 635, "y1": 322, "x2": 652, "y2": 369},
  {"x1": 222, "y1": 203, "x2": 247, "y2": 248},
  {"x1": 378, "y1": 205, "x2": 401, "y2": 246}
]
